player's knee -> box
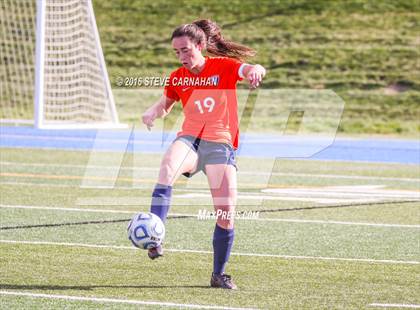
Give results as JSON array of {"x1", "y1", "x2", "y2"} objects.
[{"x1": 158, "y1": 162, "x2": 177, "y2": 185}]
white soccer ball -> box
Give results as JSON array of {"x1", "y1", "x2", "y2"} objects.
[{"x1": 127, "y1": 212, "x2": 165, "y2": 249}]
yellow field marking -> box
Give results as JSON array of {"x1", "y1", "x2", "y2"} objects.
[{"x1": 1, "y1": 172, "x2": 144, "y2": 183}]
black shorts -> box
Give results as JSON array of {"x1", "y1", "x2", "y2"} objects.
[{"x1": 174, "y1": 135, "x2": 237, "y2": 178}]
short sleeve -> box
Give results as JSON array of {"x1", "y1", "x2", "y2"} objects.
[
  {"x1": 223, "y1": 57, "x2": 244, "y2": 82},
  {"x1": 164, "y1": 72, "x2": 180, "y2": 101}
]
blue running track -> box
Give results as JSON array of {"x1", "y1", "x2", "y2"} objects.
[{"x1": 0, "y1": 126, "x2": 419, "y2": 164}]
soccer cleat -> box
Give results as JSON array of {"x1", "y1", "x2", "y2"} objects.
[
  {"x1": 210, "y1": 273, "x2": 237, "y2": 290},
  {"x1": 147, "y1": 245, "x2": 163, "y2": 260}
]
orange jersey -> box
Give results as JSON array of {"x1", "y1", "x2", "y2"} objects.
[{"x1": 164, "y1": 56, "x2": 243, "y2": 149}]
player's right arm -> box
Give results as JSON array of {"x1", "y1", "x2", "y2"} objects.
[{"x1": 142, "y1": 95, "x2": 176, "y2": 130}]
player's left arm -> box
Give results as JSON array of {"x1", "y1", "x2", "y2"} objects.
[{"x1": 240, "y1": 64, "x2": 266, "y2": 89}]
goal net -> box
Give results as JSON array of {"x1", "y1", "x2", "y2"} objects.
[{"x1": 0, "y1": 0, "x2": 123, "y2": 128}]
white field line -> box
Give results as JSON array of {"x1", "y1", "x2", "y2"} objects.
[
  {"x1": 369, "y1": 303, "x2": 420, "y2": 308},
  {"x1": 1, "y1": 181, "x2": 419, "y2": 205},
  {"x1": 0, "y1": 204, "x2": 139, "y2": 214},
  {"x1": 1, "y1": 173, "x2": 417, "y2": 205},
  {"x1": 173, "y1": 193, "x2": 362, "y2": 204},
  {"x1": 0, "y1": 240, "x2": 418, "y2": 265},
  {"x1": 0, "y1": 181, "x2": 171, "y2": 190},
  {"x1": 1, "y1": 204, "x2": 419, "y2": 228},
  {"x1": 1, "y1": 161, "x2": 419, "y2": 182},
  {"x1": 261, "y1": 187, "x2": 420, "y2": 199},
  {"x1": 0, "y1": 181, "x2": 272, "y2": 198},
  {"x1": 247, "y1": 218, "x2": 420, "y2": 228},
  {"x1": 2, "y1": 180, "x2": 417, "y2": 206},
  {"x1": 0, "y1": 204, "x2": 192, "y2": 218},
  {"x1": 0, "y1": 291, "x2": 257, "y2": 310},
  {"x1": 0, "y1": 182, "x2": 211, "y2": 197},
  {"x1": 2, "y1": 176, "x2": 418, "y2": 203},
  {"x1": 176, "y1": 191, "x2": 419, "y2": 201},
  {"x1": 175, "y1": 190, "x2": 420, "y2": 205},
  {"x1": 0, "y1": 181, "x2": 212, "y2": 193}
]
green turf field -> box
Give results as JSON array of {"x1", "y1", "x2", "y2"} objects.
[
  {"x1": 97, "y1": 0, "x2": 420, "y2": 137},
  {"x1": 1, "y1": 0, "x2": 419, "y2": 137},
  {"x1": 80, "y1": 0, "x2": 415, "y2": 138},
  {"x1": 1, "y1": 147, "x2": 419, "y2": 309},
  {"x1": 1, "y1": 1, "x2": 419, "y2": 307}
]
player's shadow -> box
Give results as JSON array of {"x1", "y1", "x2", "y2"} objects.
[{"x1": 0, "y1": 284, "x2": 210, "y2": 290}]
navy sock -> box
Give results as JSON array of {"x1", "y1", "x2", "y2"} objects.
[
  {"x1": 150, "y1": 183, "x2": 172, "y2": 223},
  {"x1": 212, "y1": 224, "x2": 235, "y2": 275}
]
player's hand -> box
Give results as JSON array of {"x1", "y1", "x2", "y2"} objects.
[
  {"x1": 142, "y1": 110, "x2": 157, "y2": 131},
  {"x1": 247, "y1": 64, "x2": 266, "y2": 89}
]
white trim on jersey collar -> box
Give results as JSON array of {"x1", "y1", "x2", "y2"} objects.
[{"x1": 238, "y1": 63, "x2": 248, "y2": 79}]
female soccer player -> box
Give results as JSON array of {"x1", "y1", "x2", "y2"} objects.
[{"x1": 142, "y1": 19, "x2": 266, "y2": 289}]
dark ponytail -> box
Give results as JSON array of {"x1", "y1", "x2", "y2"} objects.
[{"x1": 171, "y1": 19, "x2": 255, "y2": 62}]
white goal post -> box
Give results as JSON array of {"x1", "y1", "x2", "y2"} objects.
[{"x1": 0, "y1": 0, "x2": 124, "y2": 129}]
